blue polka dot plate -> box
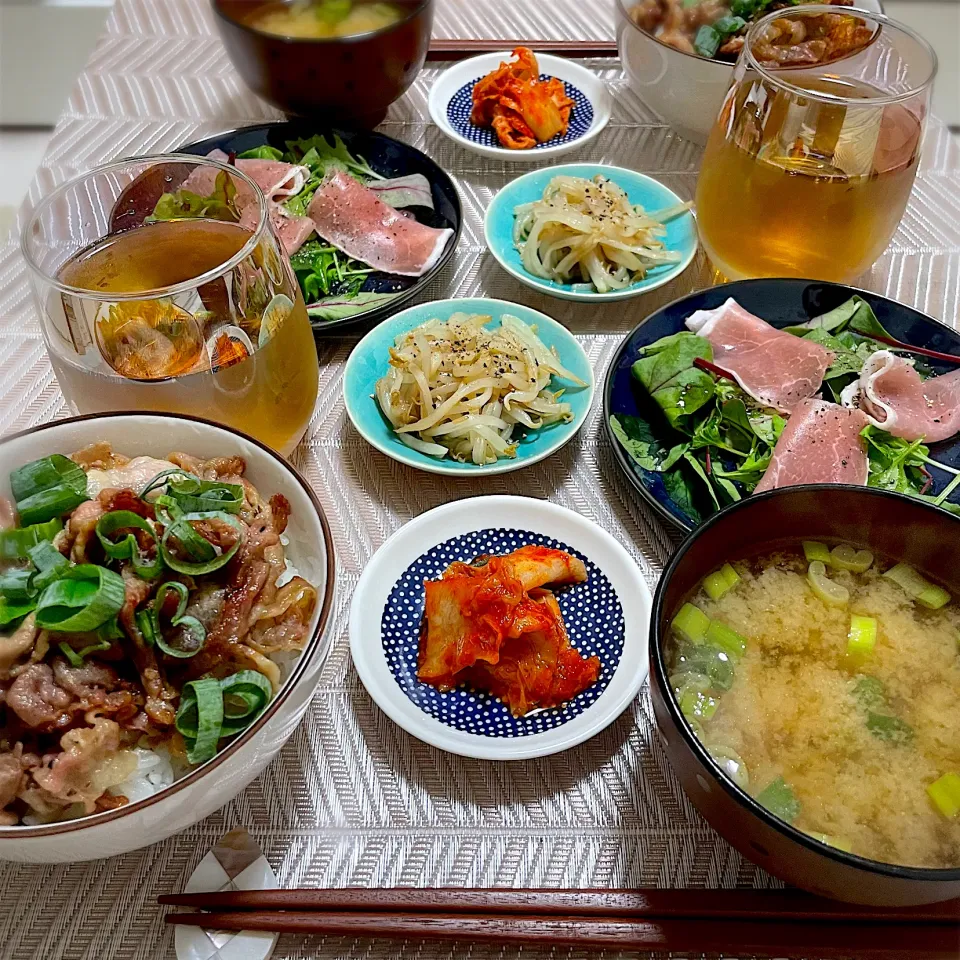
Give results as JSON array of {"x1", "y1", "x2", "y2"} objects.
[
  {"x1": 428, "y1": 53, "x2": 612, "y2": 162},
  {"x1": 349, "y1": 496, "x2": 651, "y2": 760},
  {"x1": 485, "y1": 163, "x2": 698, "y2": 303}
]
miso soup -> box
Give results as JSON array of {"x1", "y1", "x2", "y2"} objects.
[
  {"x1": 245, "y1": 0, "x2": 407, "y2": 38},
  {"x1": 667, "y1": 543, "x2": 960, "y2": 868}
]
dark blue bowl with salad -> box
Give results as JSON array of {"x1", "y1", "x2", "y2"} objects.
[
  {"x1": 176, "y1": 121, "x2": 462, "y2": 331},
  {"x1": 604, "y1": 279, "x2": 960, "y2": 532}
]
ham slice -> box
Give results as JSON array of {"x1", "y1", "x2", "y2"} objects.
[
  {"x1": 754, "y1": 399, "x2": 870, "y2": 493},
  {"x1": 686, "y1": 298, "x2": 834, "y2": 413},
  {"x1": 307, "y1": 170, "x2": 453, "y2": 277},
  {"x1": 840, "y1": 350, "x2": 960, "y2": 443},
  {"x1": 179, "y1": 151, "x2": 316, "y2": 255}
]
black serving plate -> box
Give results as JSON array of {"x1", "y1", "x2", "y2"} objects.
[
  {"x1": 603, "y1": 278, "x2": 960, "y2": 533},
  {"x1": 177, "y1": 121, "x2": 462, "y2": 332}
]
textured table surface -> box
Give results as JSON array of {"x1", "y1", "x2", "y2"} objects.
[{"x1": 1, "y1": 1, "x2": 959, "y2": 957}]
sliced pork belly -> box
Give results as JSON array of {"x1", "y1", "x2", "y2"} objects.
[
  {"x1": 686, "y1": 298, "x2": 834, "y2": 413},
  {"x1": 307, "y1": 170, "x2": 453, "y2": 277},
  {"x1": 840, "y1": 350, "x2": 960, "y2": 443},
  {"x1": 755, "y1": 399, "x2": 870, "y2": 493}
]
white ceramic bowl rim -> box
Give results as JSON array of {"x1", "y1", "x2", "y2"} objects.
[
  {"x1": 0, "y1": 411, "x2": 337, "y2": 839},
  {"x1": 615, "y1": 0, "x2": 898, "y2": 76}
]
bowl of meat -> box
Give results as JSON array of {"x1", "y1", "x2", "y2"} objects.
[
  {"x1": 0, "y1": 412, "x2": 335, "y2": 862},
  {"x1": 615, "y1": 0, "x2": 883, "y2": 144}
]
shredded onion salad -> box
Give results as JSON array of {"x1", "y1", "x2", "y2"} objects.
[
  {"x1": 375, "y1": 313, "x2": 586, "y2": 466},
  {"x1": 513, "y1": 174, "x2": 692, "y2": 293}
]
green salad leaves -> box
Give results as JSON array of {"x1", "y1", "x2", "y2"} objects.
[
  {"x1": 611, "y1": 331, "x2": 786, "y2": 522},
  {"x1": 610, "y1": 296, "x2": 960, "y2": 523}
]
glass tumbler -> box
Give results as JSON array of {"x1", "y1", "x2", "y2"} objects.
[{"x1": 21, "y1": 155, "x2": 320, "y2": 456}]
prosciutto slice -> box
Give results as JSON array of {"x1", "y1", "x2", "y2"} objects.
[
  {"x1": 840, "y1": 350, "x2": 960, "y2": 443},
  {"x1": 179, "y1": 151, "x2": 316, "y2": 256},
  {"x1": 686, "y1": 298, "x2": 834, "y2": 413},
  {"x1": 307, "y1": 170, "x2": 453, "y2": 277},
  {"x1": 755, "y1": 399, "x2": 870, "y2": 493}
]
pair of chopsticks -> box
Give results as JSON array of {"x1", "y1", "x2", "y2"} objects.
[
  {"x1": 160, "y1": 887, "x2": 960, "y2": 957},
  {"x1": 426, "y1": 39, "x2": 619, "y2": 60}
]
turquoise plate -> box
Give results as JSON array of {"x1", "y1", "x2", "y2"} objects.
[
  {"x1": 484, "y1": 163, "x2": 698, "y2": 303},
  {"x1": 343, "y1": 298, "x2": 594, "y2": 476}
]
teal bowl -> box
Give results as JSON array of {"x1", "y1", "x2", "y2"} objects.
[
  {"x1": 484, "y1": 163, "x2": 698, "y2": 303},
  {"x1": 343, "y1": 298, "x2": 595, "y2": 476}
]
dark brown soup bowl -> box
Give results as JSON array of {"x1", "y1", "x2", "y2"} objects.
[
  {"x1": 213, "y1": 0, "x2": 434, "y2": 126},
  {"x1": 651, "y1": 484, "x2": 960, "y2": 905}
]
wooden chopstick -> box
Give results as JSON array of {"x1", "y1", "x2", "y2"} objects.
[
  {"x1": 163, "y1": 910, "x2": 960, "y2": 958},
  {"x1": 157, "y1": 887, "x2": 960, "y2": 924},
  {"x1": 426, "y1": 39, "x2": 619, "y2": 61}
]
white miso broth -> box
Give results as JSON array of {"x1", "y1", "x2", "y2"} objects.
[
  {"x1": 667, "y1": 542, "x2": 960, "y2": 868},
  {"x1": 244, "y1": 0, "x2": 406, "y2": 38}
]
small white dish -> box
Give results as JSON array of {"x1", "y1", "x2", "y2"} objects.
[
  {"x1": 349, "y1": 495, "x2": 651, "y2": 760},
  {"x1": 428, "y1": 52, "x2": 612, "y2": 161}
]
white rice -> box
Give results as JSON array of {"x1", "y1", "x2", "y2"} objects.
[{"x1": 108, "y1": 744, "x2": 177, "y2": 804}]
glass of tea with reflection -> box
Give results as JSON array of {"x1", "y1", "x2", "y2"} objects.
[
  {"x1": 695, "y1": 7, "x2": 937, "y2": 283},
  {"x1": 21, "y1": 156, "x2": 319, "y2": 456}
]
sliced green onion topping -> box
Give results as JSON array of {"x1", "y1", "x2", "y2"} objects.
[
  {"x1": 883, "y1": 563, "x2": 951, "y2": 610},
  {"x1": 140, "y1": 468, "x2": 189, "y2": 499},
  {"x1": 57, "y1": 636, "x2": 111, "y2": 669},
  {"x1": 174, "y1": 670, "x2": 274, "y2": 765},
  {"x1": 0, "y1": 518, "x2": 62, "y2": 560},
  {"x1": 11, "y1": 454, "x2": 88, "y2": 526},
  {"x1": 830, "y1": 544, "x2": 873, "y2": 573},
  {"x1": 756, "y1": 776, "x2": 801, "y2": 824},
  {"x1": 807, "y1": 561, "x2": 849, "y2": 607},
  {"x1": 708, "y1": 744, "x2": 749, "y2": 790},
  {"x1": 175, "y1": 678, "x2": 224, "y2": 765},
  {"x1": 0, "y1": 569, "x2": 36, "y2": 604},
  {"x1": 679, "y1": 687, "x2": 718, "y2": 722},
  {"x1": 219, "y1": 671, "x2": 273, "y2": 737},
  {"x1": 928, "y1": 773, "x2": 960, "y2": 819},
  {"x1": 96, "y1": 510, "x2": 162, "y2": 579},
  {"x1": 11, "y1": 454, "x2": 86, "y2": 503},
  {"x1": 671, "y1": 603, "x2": 710, "y2": 645},
  {"x1": 802, "y1": 541, "x2": 832, "y2": 565},
  {"x1": 852, "y1": 675, "x2": 885, "y2": 709},
  {"x1": 160, "y1": 512, "x2": 244, "y2": 575},
  {"x1": 0, "y1": 597, "x2": 35, "y2": 627},
  {"x1": 808, "y1": 832, "x2": 853, "y2": 853},
  {"x1": 141, "y1": 581, "x2": 206, "y2": 659},
  {"x1": 58, "y1": 641, "x2": 85, "y2": 668},
  {"x1": 28, "y1": 540, "x2": 69, "y2": 590},
  {"x1": 167, "y1": 476, "x2": 243, "y2": 515},
  {"x1": 34, "y1": 564, "x2": 125, "y2": 632},
  {"x1": 140, "y1": 470, "x2": 244, "y2": 515},
  {"x1": 847, "y1": 614, "x2": 878, "y2": 659},
  {"x1": 703, "y1": 563, "x2": 740, "y2": 601},
  {"x1": 705, "y1": 620, "x2": 747, "y2": 660},
  {"x1": 866, "y1": 712, "x2": 913, "y2": 745}
]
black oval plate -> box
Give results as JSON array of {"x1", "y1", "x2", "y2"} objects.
[
  {"x1": 177, "y1": 121, "x2": 462, "y2": 332},
  {"x1": 603, "y1": 279, "x2": 960, "y2": 533}
]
